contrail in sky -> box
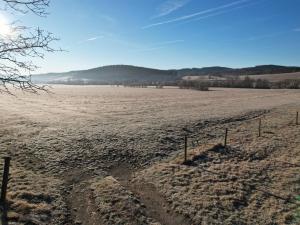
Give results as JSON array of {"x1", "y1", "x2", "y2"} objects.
[{"x1": 142, "y1": 0, "x2": 250, "y2": 29}]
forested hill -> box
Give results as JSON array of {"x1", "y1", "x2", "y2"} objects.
[
  {"x1": 32, "y1": 65, "x2": 178, "y2": 83},
  {"x1": 32, "y1": 64, "x2": 300, "y2": 84}
]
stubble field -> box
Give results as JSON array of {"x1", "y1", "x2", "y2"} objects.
[{"x1": 0, "y1": 86, "x2": 299, "y2": 225}]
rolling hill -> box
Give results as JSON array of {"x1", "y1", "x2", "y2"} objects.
[
  {"x1": 32, "y1": 64, "x2": 300, "y2": 84},
  {"x1": 32, "y1": 65, "x2": 178, "y2": 84}
]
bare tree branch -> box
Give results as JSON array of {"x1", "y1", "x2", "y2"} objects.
[
  {"x1": 0, "y1": 0, "x2": 59, "y2": 94},
  {"x1": 1, "y1": 0, "x2": 50, "y2": 16}
]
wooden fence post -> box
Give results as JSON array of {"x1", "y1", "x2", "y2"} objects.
[
  {"x1": 184, "y1": 135, "x2": 187, "y2": 163},
  {"x1": 1, "y1": 157, "x2": 11, "y2": 204},
  {"x1": 258, "y1": 118, "x2": 262, "y2": 137},
  {"x1": 224, "y1": 128, "x2": 228, "y2": 147}
]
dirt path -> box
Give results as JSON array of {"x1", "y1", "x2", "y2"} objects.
[
  {"x1": 109, "y1": 163, "x2": 191, "y2": 225},
  {"x1": 67, "y1": 182, "x2": 103, "y2": 225},
  {"x1": 62, "y1": 169, "x2": 104, "y2": 225},
  {"x1": 64, "y1": 163, "x2": 191, "y2": 225}
]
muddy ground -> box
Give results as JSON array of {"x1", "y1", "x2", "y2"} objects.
[{"x1": 0, "y1": 86, "x2": 299, "y2": 224}]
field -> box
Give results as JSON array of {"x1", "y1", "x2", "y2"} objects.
[
  {"x1": 183, "y1": 72, "x2": 300, "y2": 82},
  {"x1": 245, "y1": 72, "x2": 300, "y2": 82},
  {"x1": 0, "y1": 86, "x2": 299, "y2": 224}
]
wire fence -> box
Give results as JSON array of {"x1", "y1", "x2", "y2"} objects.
[
  {"x1": 182, "y1": 110, "x2": 299, "y2": 162},
  {"x1": 179, "y1": 110, "x2": 300, "y2": 208}
]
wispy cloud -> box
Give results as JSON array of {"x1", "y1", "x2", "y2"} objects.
[
  {"x1": 184, "y1": 1, "x2": 259, "y2": 24},
  {"x1": 87, "y1": 36, "x2": 104, "y2": 41},
  {"x1": 178, "y1": 7, "x2": 239, "y2": 26},
  {"x1": 131, "y1": 39, "x2": 184, "y2": 52},
  {"x1": 152, "y1": 39, "x2": 185, "y2": 46},
  {"x1": 78, "y1": 35, "x2": 104, "y2": 44},
  {"x1": 293, "y1": 28, "x2": 300, "y2": 32},
  {"x1": 143, "y1": 0, "x2": 250, "y2": 29},
  {"x1": 153, "y1": 0, "x2": 190, "y2": 18}
]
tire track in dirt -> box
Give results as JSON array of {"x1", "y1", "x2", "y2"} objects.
[
  {"x1": 68, "y1": 182, "x2": 103, "y2": 225},
  {"x1": 109, "y1": 163, "x2": 192, "y2": 225},
  {"x1": 64, "y1": 164, "x2": 191, "y2": 225},
  {"x1": 63, "y1": 169, "x2": 105, "y2": 225}
]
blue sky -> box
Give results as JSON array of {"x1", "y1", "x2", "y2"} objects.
[{"x1": 5, "y1": 0, "x2": 300, "y2": 73}]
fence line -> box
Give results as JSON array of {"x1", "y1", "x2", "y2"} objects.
[
  {"x1": 182, "y1": 111, "x2": 299, "y2": 163},
  {"x1": 180, "y1": 111, "x2": 300, "y2": 205}
]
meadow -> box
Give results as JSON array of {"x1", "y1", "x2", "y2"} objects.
[{"x1": 0, "y1": 86, "x2": 299, "y2": 224}]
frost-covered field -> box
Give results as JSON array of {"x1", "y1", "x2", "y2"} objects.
[{"x1": 0, "y1": 86, "x2": 299, "y2": 224}]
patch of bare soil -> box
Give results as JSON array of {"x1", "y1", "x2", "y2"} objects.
[
  {"x1": 129, "y1": 181, "x2": 190, "y2": 225},
  {"x1": 68, "y1": 181, "x2": 102, "y2": 225},
  {"x1": 86, "y1": 174, "x2": 159, "y2": 225},
  {"x1": 109, "y1": 164, "x2": 191, "y2": 225},
  {"x1": 63, "y1": 169, "x2": 103, "y2": 225}
]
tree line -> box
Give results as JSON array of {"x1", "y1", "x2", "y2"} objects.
[
  {"x1": 49, "y1": 76, "x2": 300, "y2": 90},
  {"x1": 209, "y1": 76, "x2": 300, "y2": 89}
]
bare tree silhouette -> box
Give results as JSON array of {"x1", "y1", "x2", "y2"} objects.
[{"x1": 0, "y1": 0, "x2": 59, "y2": 94}]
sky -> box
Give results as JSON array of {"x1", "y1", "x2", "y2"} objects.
[{"x1": 1, "y1": 0, "x2": 300, "y2": 73}]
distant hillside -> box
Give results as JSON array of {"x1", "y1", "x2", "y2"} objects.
[
  {"x1": 32, "y1": 64, "x2": 300, "y2": 84},
  {"x1": 32, "y1": 65, "x2": 178, "y2": 84},
  {"x1": 178, "y1": 65, "x2": 300, "y2": 76},
  {"x1": 225, "y1": 65, "x2": 300, "y2": 76}
]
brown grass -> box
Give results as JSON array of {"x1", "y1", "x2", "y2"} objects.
[
  {"x1": 0, "y1": 86, "x2": 299, "y2": 224},
  {"x1": 133, "y1": 106, "x2": 300, "y2": 224}
]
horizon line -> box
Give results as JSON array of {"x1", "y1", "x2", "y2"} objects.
[{"x1": 31, "y1": 63, "x2": 300, "y2": 75}]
